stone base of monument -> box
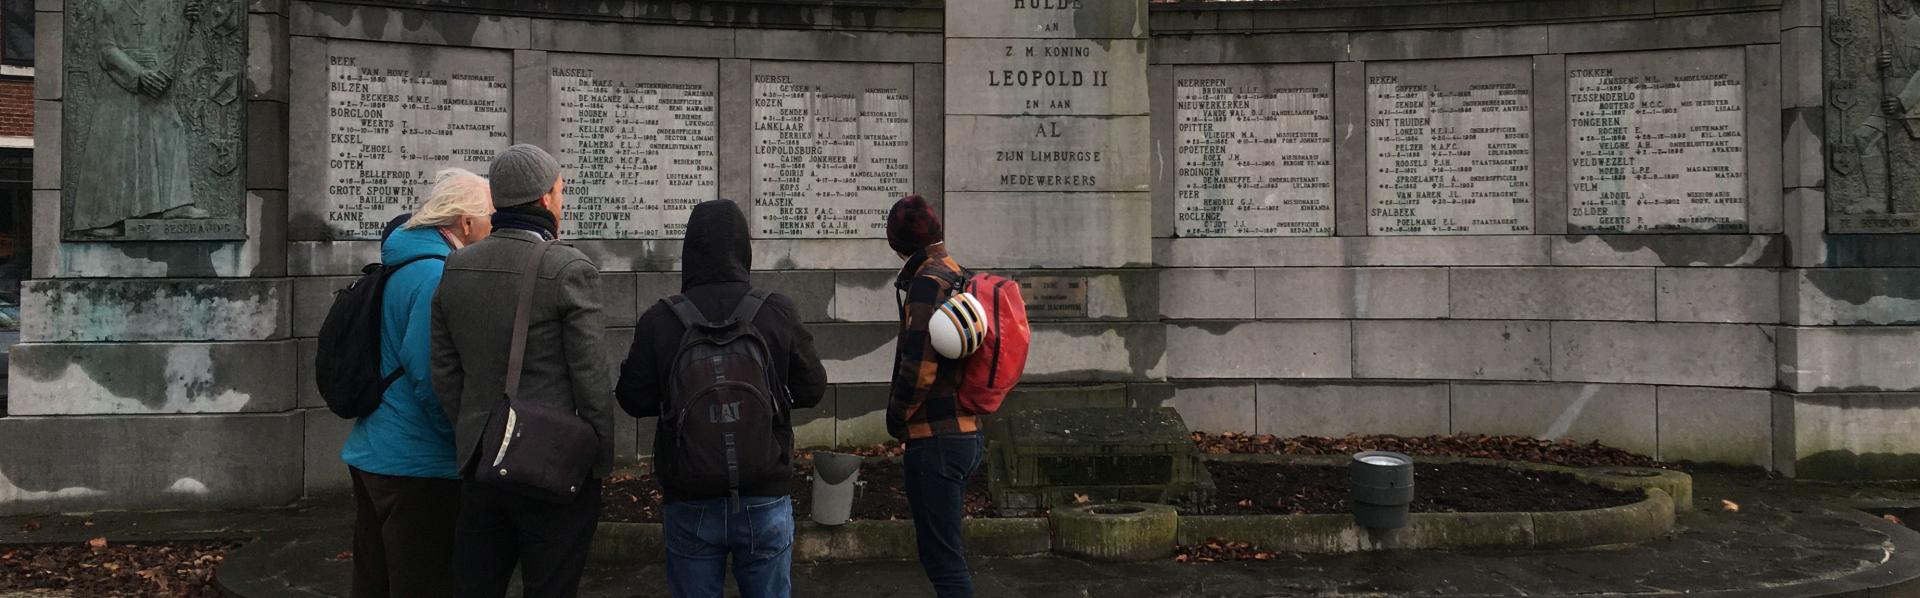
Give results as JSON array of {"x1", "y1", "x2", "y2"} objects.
[
  {"x1": 986, "y1": 407, "x2": 1216, "y2": 517},
  {"x1": 1049, "y1": 502, "x2": 1179, "y2": 562}
]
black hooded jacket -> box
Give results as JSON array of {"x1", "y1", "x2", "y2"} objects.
[{"x1": 615, "y1": 199, "x2": 828, "y2": 502}]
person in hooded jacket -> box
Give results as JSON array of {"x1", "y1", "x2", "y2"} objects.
[
  {"x1": 616, "y1": 199, "x2": 827, "y2": 598},
  {"x1": 341, "y1": 168, "x2": 493, "y2": 598}
]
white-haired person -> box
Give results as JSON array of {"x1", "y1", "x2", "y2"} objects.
[{"x1": 341, "y1": 168, "x2": 493, "y2": 598}]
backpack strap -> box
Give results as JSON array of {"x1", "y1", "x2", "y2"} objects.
[
  {"x1": 728, "y1": 289, "x2": 771, "y2": 327},
  {"x1": 381, "y1": 254, "x2": 446, "y2": 278},
  {"x1": 502, "y1": 241, "x2": 558, "y2": 406},
  {"x1": 660, "y1": 295, "x2": 710, "y2": 329},
  {"x1": 374, "y1": 254, "x2": 449, "y2": 391}
]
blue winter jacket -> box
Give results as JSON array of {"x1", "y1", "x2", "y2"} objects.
[{"x1": 340, "y1": 224, "x2": 459, "y2": 479}]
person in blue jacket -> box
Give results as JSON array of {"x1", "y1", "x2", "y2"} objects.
[{"x1": 341, "y1": 168, "x2": 494, "y2": 598}]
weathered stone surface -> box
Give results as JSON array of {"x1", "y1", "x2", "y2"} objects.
[
  {"x1": 752, "y1": 239, "x2": 901, "y2": 271},
  {"x1": 944, "y1": 192, "x2": 1153, "y2": 269},
  {"x1": 1333, "y1": 60, "x2": 1367, "y2": 236},
  {"x1": 23, "y1": 279, "x2": 290, "y2": 342},
  {"x1": 1157, "y1": 237, "x2": 1343, "y2": 268},
  {"x1": 1779, "y1": 27, "x2": 1822, "y2": 110},
  {"x1": 1450, "y1": 382, "x2": 1657, "y2": 456},
  {"x1": 831, "y1": 270, "x2": 899, "y2": 323},
  {"x1": 1533, "y1": 53, "x2": 1568, "y2": 235},
  {"x1": 833, "y1": 384, "x2": 889, "y2": 447},
  {"x1": 1025, "y1": 323, "x2": 1166, "y2": 382},
  {"x1": 31, "y1": 101, "x2": 57, "y2": 190},
  {"x1": 1546, "y1": 12, "x2": 1778, "y2": 54},
  {"x1": 290, "y1": 2, "x2": 530, "y2": 48},
  {"x1": 812, "y1": 323, "x2": 898, "y2": 385},
  {"x1": 1783, "y1": 269, "x2": 1920, "y2": 325},
  {"x1": 247, "y1": 100, "x2": 290, "y2": 192},
  {"x1": 1782, "y1": 106, "x2": 1822, "y2": 192},
  {"x1": 529, "y1": 20, "x2": 731, "y2": 57},
  {"x1": 793, "y1": 387, "x2": 835, "y2": 449},
  {"x1": 1352, "y1": 321, "x2": 1550, "y2": 381},
  {"x1": 33, "y1": 11, "x2": 59, "y2": 100},
  {"x1": 738, "y1": 29, "x2": 937, "y2": 63},
  {"x1": 303, "y1": 408, "x2": 352, "y2": 495},
  {"x1": 287, "y1": 241, "x2": 378, "y2": 277},
  {"x1": 296, "y1": 337, "x2": 319, "y2": 408},
  {"x1": 750, "y1": 270, "x2": 835, "y2": 323},
  {"x1": 1746, "y1": 44, "x2": 1784, "y2": 234},
  {"x1": 1777, "y1": 326, "x2": 1920, "y2": 392},
  {"x1": 247, "y1": 13, "x2": 288, "y2": 102},
  {"x1": 1165, "y1": 321, "x2": 1349, "y2": 379},
  {"x1": 1776, "y1": 392, "x2": 1920, "y2": 479},
  {"x1": 1552, "y1": 322, "x2": 1775, "y2": 388},
  {"x1": 1781, "y1": 0, "x2": 1820, "y2": 29},
  {"x1": 1157, "y1": 382, "x2": 1256, "y2": 434},
  {"x1": 1347, "y1": 236, "x2": 1552, "y2": 266},
  {"x1": 912, "y1": 62, "x2": 946, "y2": 209},
  {"x1": 1656, "y1": 268, "x2": 1780, "y2": 323},
  {"x1": 1159, "y1": 269, "x2": 1255, "y2": 319},
  {"x1": 1784, "y1": 188, "x2": 1827, "y2": 268},
  {"x1": 1657, "y1": 387, "x2": 1771, "y2": 467},
  {"x1": 1348, "y1": 25, "x2": 1548, "y2": 61},
  {"x1": 8, "y1": 340, "x2": 298, "y2": 415},
  {"x1": 1255, "y1": 382, "x2": 1451, "y2": 438},
  {"x1": 1551, "y1": 235, "x2": 1783, "y2": 267},
  {"x1": 598, "y1": 272, "x2": 640, "y2": 327},
  {"x1": 1449, "y1": 268, "x2": 1655, "y2": 321},
  {"x1": 1255, "y1": 267, "x2": 1449, "y2": 320},
  {"x1": 0, "y1": 412, "x2": 303, "y2": 515},
  {"x1": 1151, "y1": 32, "x2": 1349, "y2": 65}
]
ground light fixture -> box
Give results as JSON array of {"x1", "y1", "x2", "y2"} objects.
[{"x1": 1350, "y1": 451, "x2": 1415, "y2": 530}]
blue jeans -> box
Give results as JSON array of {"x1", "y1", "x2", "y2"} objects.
[
  {"x1": 905, "y1": 434, "x2": 985, "y2": 598},
  {"x1": 663, "y1": 495, "x2": 794, "y2": 598}
]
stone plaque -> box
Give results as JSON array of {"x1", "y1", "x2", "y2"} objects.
[
  {"x1": 945, "y1": 115, "x2": 1151, "y2": 192},
  {"x1": 62, "y1": 0, "x2": 247, "y2": 241},
  {"x1": 945, "y1": 0, "x2": 1148, "y2": 39},
  {"x1": 1174, "y1": 65, "x2": 1335, "y2": 238},
  {"x1": 945, "y1": 38, "x2": 1149, "y2": 116},
  {"x1": 750, "y1": 62, "x2": 913, "y2": 239},
  {"x1": 1567, "y1": 49, "x2": 1748, "y2": 233},
  {"x1": 1366, "y1": 58, "x2": 1535, "y2": 236},
  {"x1": 548, "y1": 54, "x2": 717, "y2": 240},
  {"x1": 1017, "y1": 275, "x2": 1089, "y2": 319},
  {"x1": 1827, "y1": 0, "x2": 1920, "y2": 233},
  {"x1": 316, "y1": 42, "x2": 511, "y2": 240}
]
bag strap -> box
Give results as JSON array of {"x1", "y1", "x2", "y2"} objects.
[
  {"x1": 661, "y1": 295, "x2": 709, "y2": 329},
  {"x1": 728, "y1": 289, "x2": 770, "y2": 326},
  {"x1": 503, "y1": 240, "x2": 558, "y2": 405}
]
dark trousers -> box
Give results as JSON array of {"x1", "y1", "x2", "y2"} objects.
[
  {"x1": 904, "y1": 434, "x2": 984, "y2": 598},
  {"x1": 350, "y1": 467, "x2": 462, "y2": 598},
  {"x1": 451, "y1": 478, "x2": 603, "y2": 598}
]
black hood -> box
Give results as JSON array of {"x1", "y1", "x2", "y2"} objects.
[{"x1": 681, "y1": 199, "x2": 752, "y2": 290}]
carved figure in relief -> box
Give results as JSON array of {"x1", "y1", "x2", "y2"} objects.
[
  {"x1": 64, "y1": 0, "x2": 243, "y2": 238},
  {"x1": 1841, "y1": 0, "x2": 1920, "y2": 209}
]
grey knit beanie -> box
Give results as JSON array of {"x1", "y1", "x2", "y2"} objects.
[{"x1": 488, "y1": 144, "x2": 562, "y2": 208}]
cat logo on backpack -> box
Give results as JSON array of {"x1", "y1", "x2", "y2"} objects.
[{"x1": 710, "y1": 401, "x2": 742, "y2": 424}]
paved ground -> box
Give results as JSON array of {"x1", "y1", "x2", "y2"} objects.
[{"x1": 11, "y1": 469, "x2": 1920, "y2": 597}]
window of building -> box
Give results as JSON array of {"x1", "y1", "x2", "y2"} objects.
[{"x1": 2, "y1": 0, "x2": 31, "y2": 67}]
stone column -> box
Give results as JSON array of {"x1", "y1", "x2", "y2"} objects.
[
  {"x1": 0, "y1": 0, "x2": 297, "y2": 514},
  {"x1": 943, "y1": 1, "x2": 1152, "y2": 269}
]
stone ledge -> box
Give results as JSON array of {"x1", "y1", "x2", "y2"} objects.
[{"x1": 592, "y1": 517, "x2": 1051, "y2": 563}]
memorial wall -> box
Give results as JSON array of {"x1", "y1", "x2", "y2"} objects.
[{"x1": 10, "y1": 0, "x2": 1920, "y2": 516}]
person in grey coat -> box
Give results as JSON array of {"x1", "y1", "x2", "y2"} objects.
[{"x1": 430, "y1": 143, "x2": 614, "y2": 598}]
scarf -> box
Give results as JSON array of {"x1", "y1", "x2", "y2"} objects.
[{"x1": 492, "y1": 203, "x2": 558, "y2": 240}]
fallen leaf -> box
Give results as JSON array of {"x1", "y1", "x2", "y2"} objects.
[
  {"x1": 1721, "y1": 499, "x2": 1740, "y2": 513},
  {"x1": 1174, "y1": 554, "x2": 1190, "y2": 563},
  {"x1": 87, "y1": 537, "x2": 108, "y2": 551},
  {"x1": 331, "y1": 550, "x2": 353, "y2": 561},
  {"x1": 1072, "y1": 493, "x2": 1091, "y2": 505},
  {"x1": 1887, "y1": 513, "x2": 1906, "y2": 525}
]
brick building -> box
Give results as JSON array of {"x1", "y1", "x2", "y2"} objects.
[{"x1": 0, "y1": 0, "x2": 31, "y2": 412}]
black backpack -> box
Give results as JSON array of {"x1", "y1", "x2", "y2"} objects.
[
  {"x1": 314, "y1": 255, "x2": 444, "y2": 419},
  {"x1": 660, "y1": 289, "x2": 786, "y2": 508}
]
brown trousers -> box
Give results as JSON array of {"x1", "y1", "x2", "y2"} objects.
[{"x1": 351, "y1": 467, "x2": 462, "y2": 598}]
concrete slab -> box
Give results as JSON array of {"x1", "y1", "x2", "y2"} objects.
[
  {"x1": 1450, "y1": 382, "x2": 1658, "y2": 456},
  {"x1": 1449, "y1": 268, "x2": 1655, "y2": 321},
  {"x1": 1255, "y1": 381, "x2": 1451, "y2": 438},
  {"x1": 1778, "y1": 326, "x2": 1920, "y2": 392},
  {"x1": 1159, "y1": 269, "x2": 1255, "y2": 320},
  {"x1": 1784, "y1": 269, "x2": 1920, "y2": 325},
  {"x1": 0, "y1": 412, "x2": 303, "y2": 515},
  {"x1": 1165, "y1": 321, "x2": 1349, "y2": 380},
  {"x1": 1657, "y1": 386, "x2": 1772, "y2": 467},
  {"x1": 1656, "y1": 268, "x2": 1780, "y2": 324},
  {"x1": 1352, "y1": 321, "x2": 1550, "y2": 381},
  {"x1": 1777, "y1": 392, "x2": 1920, "y2": 479},
  {"x1": 22, "y1": 279, "x2": 291, "y2": 342},
  {"x1": 8, "y1": 341, "x2": 299, "y2": 415},
  {"x1": 1552, "y1": 322, "x2": 1774, "y2": 388},
  {"x1": 1551, "y1": 235, "x2": 1784, "y2": 267},
  {"x1": 1158, "y1": 382, "x2": 1257, "y2": 434},
  {"x1": 302, "y1": 408, "x2": 352, "y2": 496},
  {"x1": 1255, "y1": 268, "x2": 1449, "y2": 320}
]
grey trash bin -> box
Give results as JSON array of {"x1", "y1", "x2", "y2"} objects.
[{"x1": 810, "y1": 452, "x2": 864, "y2": 526}]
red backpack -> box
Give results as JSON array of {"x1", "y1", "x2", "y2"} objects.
[{"x1": 956, "y1": 272, "x2": 1030, "y2": 415}]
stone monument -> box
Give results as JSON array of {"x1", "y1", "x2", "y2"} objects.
[
  {"x1": 1828, "y1": 0, "x2": 1920, "y2": 232},
  {"x1": 61, "y1": 0, "x2": 246, "y2": 241}
]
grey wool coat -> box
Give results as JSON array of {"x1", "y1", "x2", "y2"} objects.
[{"x1": 430, "y1": 228, "x2": 617, "y2": 478}]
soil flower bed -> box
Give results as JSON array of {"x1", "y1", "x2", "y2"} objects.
[
  {"x1": 0, "y1": 540, "x2": 238, "y2": 597},
  {"x1": 1205, "y1": 461, "x2": 1642, "y2": 515},
  {"x1": 1192, "y1": 432, "x2": 1664, "y2": 469}
]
